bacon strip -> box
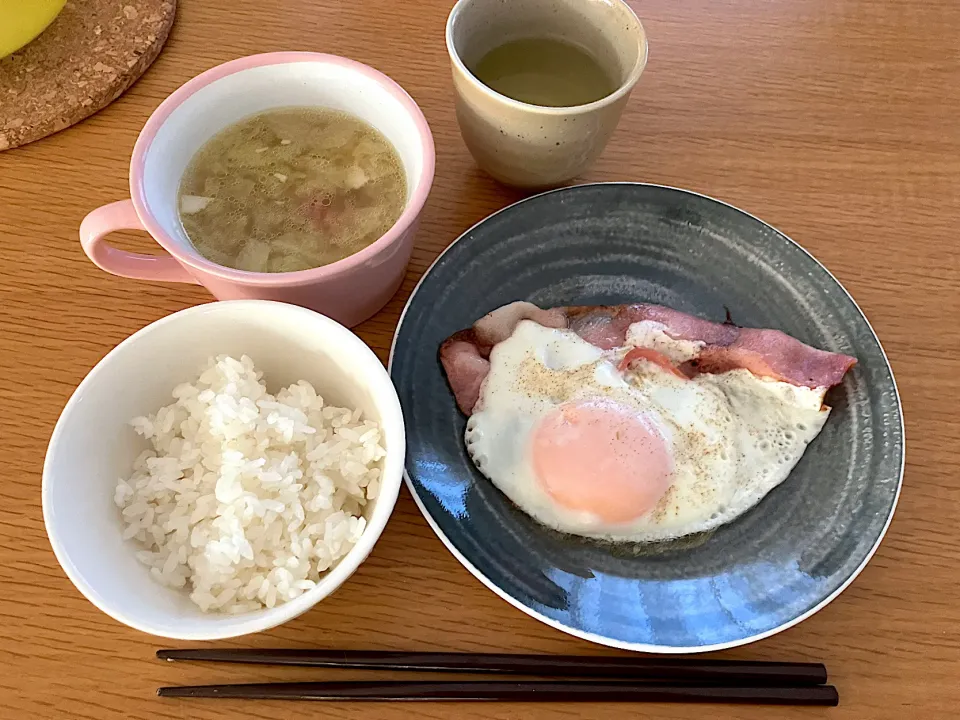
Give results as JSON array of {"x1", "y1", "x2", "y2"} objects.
[
  {"x1": 618, "y1": 347, "x2": 689, "y2": 379},
  {"x1": 473, "y1": 301, "x2": 567, "y2": 346},
  {"x1": 686, "y1": 328, "x2": 857, "y2": 389},
  {"x1": 439, "y1": 301, "x2": 857, "y2": 414},
  {"x1": 438, "y1": 330, "x2": 490, "y2": 416},
  {"x1": 565, "y1": 304, "x2": 739, "y2": 348}
]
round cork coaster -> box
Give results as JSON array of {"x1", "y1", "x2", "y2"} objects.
[{"x1": 0, "y1": 0, "x2": 176, "y2": 151}]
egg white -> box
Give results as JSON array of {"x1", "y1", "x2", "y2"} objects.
[{"x1": 465, "y1": 320, "x2": 829, "y2": 542}]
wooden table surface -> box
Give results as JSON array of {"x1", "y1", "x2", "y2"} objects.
[{"x1": 2, "y1": 0, "x2": 958, "y2": 717}]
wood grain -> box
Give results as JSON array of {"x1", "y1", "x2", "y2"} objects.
[{"x1": 1, "y1": 0, "x2": 958, "y2": 717}]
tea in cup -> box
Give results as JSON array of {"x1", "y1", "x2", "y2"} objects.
[{"x1": 446, "y1": 0, "x2": 647, "y2": 188}]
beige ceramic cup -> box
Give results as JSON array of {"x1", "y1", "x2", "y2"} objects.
[{"x1": 446, "y1": 0, "x2": 647, "y2": 188}]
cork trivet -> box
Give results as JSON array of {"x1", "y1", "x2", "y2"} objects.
[{"x1": 0, "y1": 0, "x2": 176, "y2": 151}]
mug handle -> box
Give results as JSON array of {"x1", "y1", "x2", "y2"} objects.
[{"x1": 80, "y1": 199, "x2": 199, "y2": 284}]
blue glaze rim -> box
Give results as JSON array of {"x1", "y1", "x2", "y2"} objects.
[{"x1": 388, "y1": 182, "x2": 904, "y2": 653}]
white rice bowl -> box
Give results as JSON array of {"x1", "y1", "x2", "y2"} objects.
[
  {"x1": 43, "y1": 300, "x2": 405, "y2": 640},
  {"x1": 115, "y1": 354, "x2": 385, "y2": 614}
]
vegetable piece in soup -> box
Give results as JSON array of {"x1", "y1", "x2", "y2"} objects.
[{"x1": 177, "y1": 107, "x2": 407, "y2": 273}]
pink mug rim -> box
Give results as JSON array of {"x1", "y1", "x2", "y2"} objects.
[{"x1": 129, "y1": 52, "x2": 436, "y2": 286}]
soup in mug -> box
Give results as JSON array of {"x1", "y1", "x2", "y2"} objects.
[{"x1": 178, "y1": 107, "x2": 407, "y2": 273}]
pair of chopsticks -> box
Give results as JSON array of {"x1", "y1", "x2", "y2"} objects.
[{"x1": 157, "y1": 649, "x2": 838, "y2": 705}]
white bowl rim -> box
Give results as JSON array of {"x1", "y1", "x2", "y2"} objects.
[{"x1": 42, "y1": 299, "x2": 405, "y2": 640}]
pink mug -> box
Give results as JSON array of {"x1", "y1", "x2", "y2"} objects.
[{"x1": 80, "y1": 53, "x2": 435, "y2": 327}]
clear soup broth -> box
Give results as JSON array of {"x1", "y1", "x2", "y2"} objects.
[{"x1": 178, "y1": 107, "x2": 407, "y2": 273}]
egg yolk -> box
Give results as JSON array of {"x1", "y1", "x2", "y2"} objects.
[{"x1": 531, "y1": 400, "x2": 673, "y2": 524}]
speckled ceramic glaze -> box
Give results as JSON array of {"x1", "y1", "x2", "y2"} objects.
[
  {"x1": 446, "y1": 0, "x2": 647, "y2": 188},
  {"x1": 390, "y1": 183, "x2": 903, "y2": 653}
]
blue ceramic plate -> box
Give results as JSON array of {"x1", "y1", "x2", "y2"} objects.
[{"x1": 389, "y1": 183, "x2": 903, "y2": 652}]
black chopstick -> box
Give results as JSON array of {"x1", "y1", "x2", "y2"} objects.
[
  {"x1": 157, "y1": 680, "x2": 839, "y2": 705},
  {"x1": 156, "y1": 649, "x2": 827, "y2": 686}
]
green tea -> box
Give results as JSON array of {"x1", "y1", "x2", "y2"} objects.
[{"x1": 471, "y1": 37, "x2": 617, "y2": 107}]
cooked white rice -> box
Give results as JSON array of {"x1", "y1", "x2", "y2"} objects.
[{"x1": 114, "y1": 354, "x2": 385, "y2": 614}]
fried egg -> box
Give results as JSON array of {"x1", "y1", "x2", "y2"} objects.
[{"x1": 465, "y1": 320, "x2": 829, "y2": 542}]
